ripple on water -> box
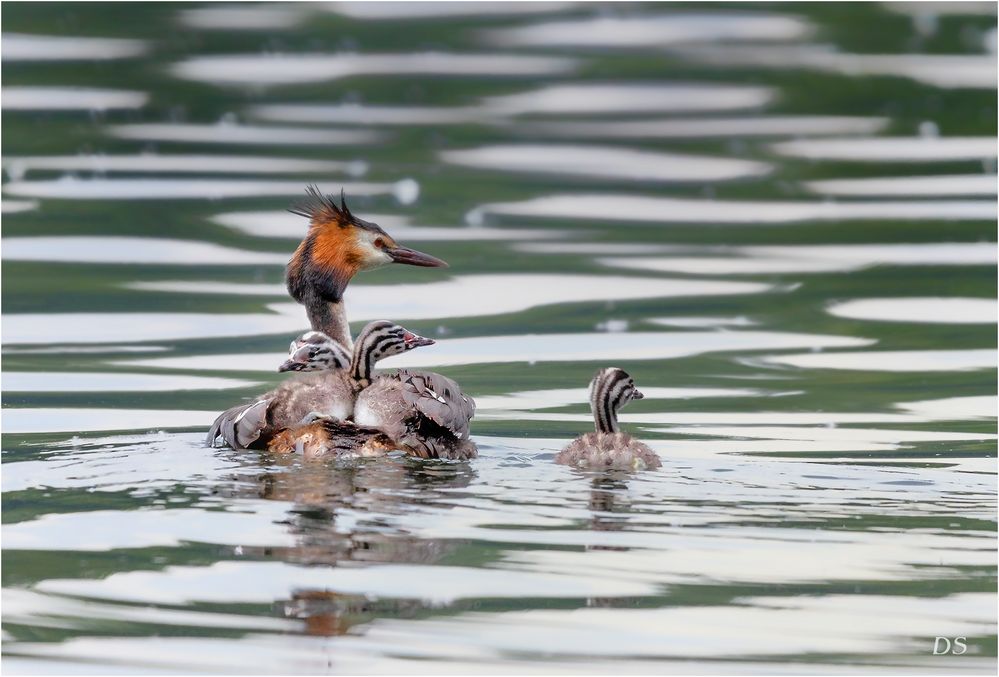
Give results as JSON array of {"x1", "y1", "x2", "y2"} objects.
[
  {"x1": 482, "y1": 82, "x2": 774, "y2": 115},
  {"x1": 177, "y1": 4, "x2": 310, "y2": 30},
  {"x1": 2, "y1": 237, "x2": 288, "y2": 265},
  {"x1": 471, "y1": 193, "x2": 996, "y2": 224},
  {"x1": 2, "y1": 154, "x2": 367, "y2": 177},
  {"x1": 33, "y1": 560, "x2": 655, "y2": 605},
  {"x1": 804, "y1": 173, "x2": 998, "y2": 197},
  {"x1": 771, "y1": 136, "x2": 998, "y2": 161},
  {"x1": 761, "y1": 349, "x2": 997, "y2": 372},
  {"x1": 2, "y1": 178, "x2": 414, "y2": 201},
  {"x1": 518, "y1": 241, "x2": 999, "y2": 265},
  {"x1": 171, "y1": 52, "x2": 579, "y2": 87},
  {"x1": 2, "y1": 86, "x2": 148, "y2": 111},
  {"x1": 475, "y1": 386, "x2": 766, "y2": 412},
  {"x1": 1, "y1": 33, "x2": 147, "y2": 61},
  {"x1": 1, "y1": 408, "x2": 215, "y2": 434},
  {"x1": 0, "y1": 199, "x2": 38, "y2": 213},
  {"x1": 249, "y1": 103, "x2": 489, "y2": 126},
  {"x1": 6, "y1": 273, "x2": 772, "y2": 344},
  {"x1": 827, "y1": 297, "x2": 998, "y2": 324},
  {"x1": 1, "y1": 372, "x2": 258, "y2": 393},
  {"x1": 127, "y1": 273, "x2": 772, "y2": 315},
  {"x1": 117, "y1": 330, "x2": 872, "y2": 371},
  {"x1": 678, "y1": 44, "x2": 997, "y2": 89},
  {"x1": 326, "y1": 2, "x2": 578, "y2": 20},
  {"x1": 106, "y1": 122, "x2": 381, "y2": 146},
  {"x1": 896, "y1": 395, "x2": 997, "y2": 420},
  {"x1": 517, "y1": 114, "x2": 890, "y2": 139},
  {"x1": 440, "y1": 144, "x2": 772, "y2": 182},
  {"x1": 483, "y1": 13, "x2": 811, "y2": 48}
]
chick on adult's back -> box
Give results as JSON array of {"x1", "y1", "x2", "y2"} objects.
[{"x1": 555, "y1": 368, "x2": 661, "y2": 471}]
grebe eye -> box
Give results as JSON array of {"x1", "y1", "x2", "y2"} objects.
[{"x1": 373, "y1": 237, "x2": 385, "y2": 248}]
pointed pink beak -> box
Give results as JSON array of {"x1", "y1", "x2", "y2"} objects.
[{"x1": 403, "y1": 330, "x2": 435, "y2": 348}]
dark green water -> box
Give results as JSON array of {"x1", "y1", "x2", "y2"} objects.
[{"x1": 2, "y1": 2, "x2": 997, "y2": 674}]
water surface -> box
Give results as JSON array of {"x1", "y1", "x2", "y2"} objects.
[{"x1": 2, "y1": 2, "x2": 996, "y2": 675}]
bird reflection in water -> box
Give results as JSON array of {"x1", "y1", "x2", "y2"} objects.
[{"x1": 223, "y1": 451, "x2": 476, "y2": 636}]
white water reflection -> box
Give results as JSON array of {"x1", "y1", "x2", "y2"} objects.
[
  {"x1": 476, "y1": 386, "x2": 764, "y2": 412},
  {"x1": 664, "y1": 425, "x2": 996, "y2": 445},
  {"x1": 828, "y1": 297, "x2": 998, "y2": 324},
  {"x1": 599, "y1": 242, "x2": 999, "y2": 275},
  {"x1": 647, "y1": 316, "x2": 757, "y2": 328},
  {"x1": 129, "y1": 273, "x2": 771, "y2": 314},
  {"x1": 3, "y1": 154, "x2": 367, "y2": 177},
  {"x1": 519, "y1": 115, "x2": 889, "y2": 139},
  {"x1": 1, "y1": 408, "x2": 215, "y2": 434},
  {"x1": 440, "y1": 144, "x2": 771, "y2": 182},
  {"x1": 211, "y1": 210, "x2": 565, "y2": 241},
  {"x1": 327, "y1": 2, "x2": 577, "y2": 20},
  {"x1": 172, "y1": 52, "x2": 578, "y2": 87},
  {"x1": 3, "y1": 588, "x2": 294, "y2": 633},
  {"x1": 0, "y1": 199, "x2": 38, "y2": 213},
  {"x1": 107, "y1": 122, "x2": 380, "y2": 146},
  {"x1": 2, "y1": 312, "x2": 296, "y2": 345},
  {"x1": 2, "y1": 373, "x2": 257, "y2": 393},
  {"x1": 2, "y1": 86, "x2": 148, "y2": 111},
  {"x1": 36, "y1": 560, "x2": 653, "y2": 605},
  {"x1": 471, "y1": 193, "x2": 995, "y2": 224},
  {"x1": 2, "y1": 178, "x2": 412, "y2": 201},
  {"x1": 119, "y1": 330, "x2": 872, "y2": 372},
  {"x1": 178, "y1": 4, "x2": 309, "y2": 30},
  {"x1": 772, "y1": 136, "x2": 998, "y2": 162},
  {"x1": 249, "y1": 103, "x2": 488, "y2": 126},
  {"x1": 680, "y1": 44, "x2": 997, "y2": 89},
  {"x1": 762, "y1": 349, "x2": 997, "y2": 372},
  {"x1": 1, "y1": 33, "x2": 147, "y2": 61},
  {"x1": 7, "y1": 274, "x2": 771, "y2": 344},
  {"x1": 484, "y1": 13, "x2": 810, "y2": 48},
  {"x1": 483, "y1": 83, "x2": 773, "y2": 115},
  {"x1": 897, "y1": 395, "x2": 997, "y2": 420},
  {"x1": 1, "y1": 432, "x2": 238, "y2": 493},
  {"x1": 3, "y1": 237, "x2": 287, "y2": 265},
  {"x1": 805, "y1": 174, "x2": 998, "y2": 197},
  {"x1": 3, "y1": 504, "x2": 295, "y2": 550},
  {"x1": 601, "y1": 255, "x2": 853, "y2": 276}
]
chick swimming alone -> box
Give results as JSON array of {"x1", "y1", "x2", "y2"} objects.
[{"x1": 555, "y1": 368, "x2": 661, "y2": 470}]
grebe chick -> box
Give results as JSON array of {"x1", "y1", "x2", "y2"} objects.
[
  {"x1": 272, "y1": 326, "x2": 477, "y2": 460},
  {"x1": 351, "y1": 344, "x2": 477, "y2": 460},
  {"x1": 286, "y1": 186, "x2": 446, "y2": 350},
  {"x1": 206, "y1": 322, "x2": 432, "y2": 450},
  {"x1": 555, "y1": 368, "x2": 661, "y2": 471}
]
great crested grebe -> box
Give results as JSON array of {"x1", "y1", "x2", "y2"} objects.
[
  {"x1": 286, "y1": 186, "x2": 447, "y2": 350},
  {"x1": 206, "y1": 321, "x2": 434, "y2": 450},
  {"x1": 555, "y1": 368, "x2": 661, "y2": 471},
  {"x1": 268, "y1": 327, "x2": 477, "y2": 460}
]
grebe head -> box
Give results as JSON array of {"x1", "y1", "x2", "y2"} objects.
[
  {"x1": 289, "y1": 185, "x2": 446, "y2": 285},
  {"x1": 590, "y1": 367, "x2": 644, "y2": 434},
  {"x1": 350, "y1": 320, "x2": 435, "y2": 384},
  {"x1": 278, "y1": 330, "x2": 351, "y2": 373}
]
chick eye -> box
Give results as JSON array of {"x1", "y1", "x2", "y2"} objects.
[{"x1": 373, "y1": 238, "x2": 385, "y2": 248}]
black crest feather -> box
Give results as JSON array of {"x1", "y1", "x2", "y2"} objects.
[{"x1": 288, "y1": 184, "x2": 354, "y2": 228}]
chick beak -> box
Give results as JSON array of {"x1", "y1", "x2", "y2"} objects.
[
  {"x1": 385, "y1": 245, "x2": 448, "y2": 268},
  {"x1": 632, "y1": 389, "x2": 645, "y2": 400},
  {"x1": 277, "y1": 345, "x2": 312, "y2": 372},
  {"x1": 403, "y1": 330, "x2": 435, "y2": 349}
]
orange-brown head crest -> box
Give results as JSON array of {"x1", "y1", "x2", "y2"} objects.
[{"x1": 289, "y1": 184, "x2": 357, "y2": 230}]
